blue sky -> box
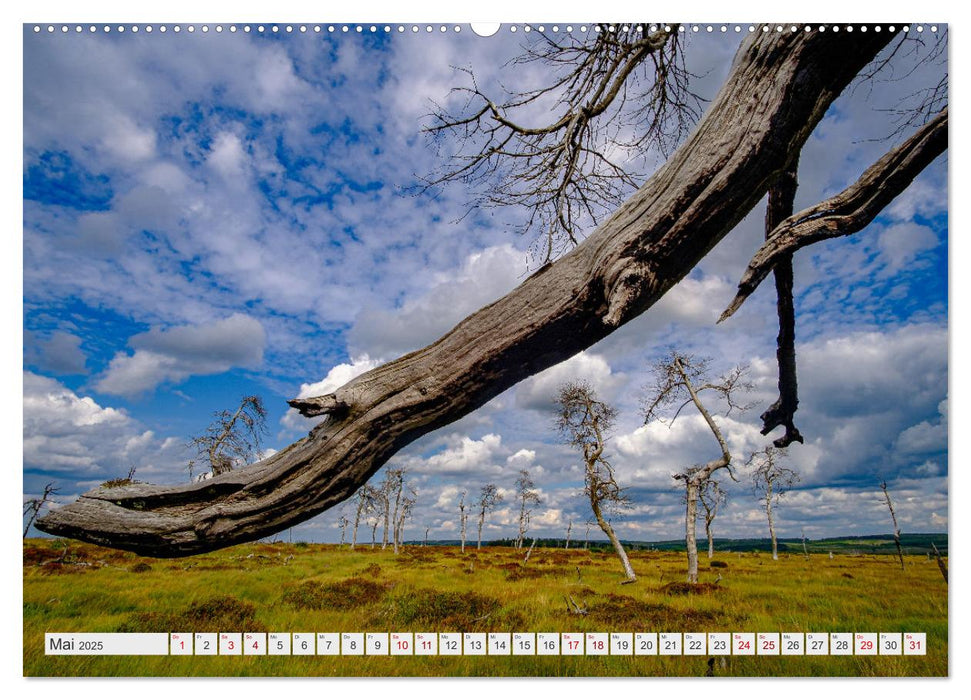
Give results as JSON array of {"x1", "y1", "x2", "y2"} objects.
[{"x1": 22, "y1": 24, "x2": 948, "y2": 544}]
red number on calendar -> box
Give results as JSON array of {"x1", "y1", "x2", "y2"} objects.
[
  {"x1": 568, "y1": 640, "x2": 579, "y2": 650},
  {"x1": 861, "y1": 640, "x2": 873, "y2": 650},
  {"x1": 738, "y1": 640, "x2": 750, "y2": 650},
  {"x1": 397, "y1": 640, "x2": 409, "y2": 651},
  {"x1": 228, "y1": 641, "x2": 235, "y2": 650},
  {"x1": 909, "y1": 640, "x2": 921, "y2": 650},
  {"x1": 762, "y1": 640, "x2": 775, "y2": 650}
]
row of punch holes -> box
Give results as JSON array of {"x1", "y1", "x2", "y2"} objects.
[{"x1": 31, "y1": 24, "x2": 940, "y2": 35}]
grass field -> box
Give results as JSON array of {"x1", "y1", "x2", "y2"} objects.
[{"x1": 23, "y1": 538, "x2": 947, "y2": 677}]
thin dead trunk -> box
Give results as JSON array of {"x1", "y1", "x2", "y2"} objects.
[
  {"x1": 685, "y1": 481, "x2": 700, "y2": 583},
  {"x1": 477, "y1": 511, "x2": 485, "y2": 551},
  {"x1": 705, "y1": 516, "x2": 714, "y2": 560},
  {"x1": 590, "y1": 491, "x2": 635, "y2": 582},
  {"x1": 880, "y1": 481, "x2": 905, "y2": 571},
  {"x1": 37, "y1": 30, "x2": 897, "y2": 556},
  {"x1": 565, "y1": 519, "x2": 572, "y2": 549},
  {"x1": 801, "y1": 528, "x2": 809, "y2": 560},
  {"x1": 931, "y1": 542, "x2": 948, "y2": 583},
  {"x1": 460, "y1": 512, "x2": 467, "y2": 553},
  {"x1": 523, "y1": 538, "x2": 537, "y2": 565},
  {"x1": 371, "y1": 520, "x2": 377, "y2": 549},
  {"x1": 766, "y1": 481, "x2": 778, "y2": 560}
]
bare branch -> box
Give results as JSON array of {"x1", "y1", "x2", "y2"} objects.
[{"x1": 720, "y1": 107, "x2": 948, "y2": 322}]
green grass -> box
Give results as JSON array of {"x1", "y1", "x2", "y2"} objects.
[{"x1": 23, "y1": 539, "x2": 947, "y2": 677}]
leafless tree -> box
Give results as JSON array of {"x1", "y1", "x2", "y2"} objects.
[
  {"x1": 458, "y1": 490, "x2": 469, "y2": 553},
  {"x1": 556, "y1": 380, "x2": 635, "y2": 582},
  {"x1": 564, "y1": 518, "x2": 573, "y2": 549},
  {"x1": 394, "y1": 483, "x2": 418, "y2": 554},
  {"x1": 476, "y1": 483, "x2": 503, "y2": 550},
  {"x1": 187, "y1": 395, "x2": 267, "y2": 478},
  {"x1": 23, "y1": 482, "x2": 59, "y2": 539},
  {"x1": 375, "y1": 467, "x2": 405, "y2": 550},
  {"x1": 514, "y1": 468, "x2": 542, "y2": 550},
  {"x1": 643, "y1": 352, "x2": 750, "y2": 583},
  {"x1": 39, "y1": 28, "x2": 949, "y2": 557},
  {"x1": 350, "y1": 484, "x2": 378, "y2": 549},
  {"x1": 749, "y1": 446, "x2": 800, "y2": 561},
  {"x1": 698, "y1": 479, "x2": 728, "y2": 560},
  {"x1": 880, "y1": 481, "x2": 905, "y2": 570}
]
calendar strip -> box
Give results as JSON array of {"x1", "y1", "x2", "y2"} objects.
[{"x1": 45, "y1": 632, "x2": 927, "y2": 656}]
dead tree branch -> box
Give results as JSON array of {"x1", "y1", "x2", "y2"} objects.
[{"x1": 720, "y1": 107, "x2": 948, "y2": 322}]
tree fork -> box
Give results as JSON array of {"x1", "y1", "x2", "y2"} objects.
[{"x1": 37, "y1": 28, "x2": 893, "y2": 557}]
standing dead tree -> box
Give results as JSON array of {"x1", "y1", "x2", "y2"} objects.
[
  {"x1": 556, "y1": 380, "x2": 635, "y2": 582},
  {"x1": 38, "y1": 28, "x2": 948, "y2": 557},
  {"x1": 642, "y1": 352, "x2": 750, "y2": 583},
  {"x1": 23, "y1": 482, "x2": 59, "y2": 539},
  {"x1": 749, "y1": 446, "x2": 800, "y2": 561},
  {"x1": 698, "y1": 479, "x2": 728, "y2": 560},
  {"x1": 930, "y1": 542, "x2": 947, "y2": 583},
  {"x1": 880, "y1": 481, "x2": 905, "y2": 571},
  {"x1": 458, "y1": 490, "x2": 469, "y2": 553},
  {"x1": 565, "y1": 518, "x2": 573, "y2": 549},
  {"x1": 514, "y1": 468, "x2": 542, "y2": 550},
  {"x1": 375, "y1": 467, "x2": 405, "y2": 550},
  {"x1": 187, "y1": 395, "x2": 267, "y2": 478},
  {"x1": 393, "y1": 483, "x2": 418, "y2": 554},
  {"x1": 350, "y1": 484, "x2": 378, "y2": 549},
  {"x1": 475, "y1": 483, "x2": 503, "y2": 550}
]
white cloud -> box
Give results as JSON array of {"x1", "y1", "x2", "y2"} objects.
[
  {"x1": 877, "y1": 222, "x2": 939, "y2": 273},
  {"x1": 95, "y1": 314, "x2": 265, "y2": 397},
  {"x1": 23, "y1": 372, "x2": 184, "y2": 482},
  {"x1": 348, "y1": 244, "x2": 526, "y2": 359},
  {"x1": 280, "y1": 355, "x2": 383, "y2": 432},
  {"x1": 515, "y1": 351, "x2": 625, "y2": 412}
]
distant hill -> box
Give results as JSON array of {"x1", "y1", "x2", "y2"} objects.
[{"x1": 416, "y1": 533, "x2": 948, "y2": 556}]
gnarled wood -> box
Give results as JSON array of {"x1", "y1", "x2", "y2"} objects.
[{"x1": 37, "y1": 29, "x2": 893, "y2": 557}]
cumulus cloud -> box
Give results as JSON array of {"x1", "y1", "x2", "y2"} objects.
[
  {"x1": 23, "y1": 372, "x2": 184, "y2": 485},
  {"x1": 348, "y1": 244, "x2": 526, "y2": 359},
  {"x1": 877, "y1": 222, "x2": 939, "y2": 273},
  {"x1": 516, "y1": 351, "x2": 626, "y2": 412},
  {"x1": 95, "y1": 314, "x2": 265, "y2": 397},
  {"x1": 24, "y1": 330, "x2": 88, "y2": 375}
]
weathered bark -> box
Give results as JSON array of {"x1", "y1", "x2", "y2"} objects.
[
  {"x1": 705, "y1": 517, "x2": 715, "y2": 560},
  {"x1": 565, "y1": 519, "x2": 572, "y2": 549},
  {"x1": 37, "y1": 29, "x2": 894, "y2": 557},
  {"x1": 721, "y1": 107, "x2": 948, "y2": 321}
]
